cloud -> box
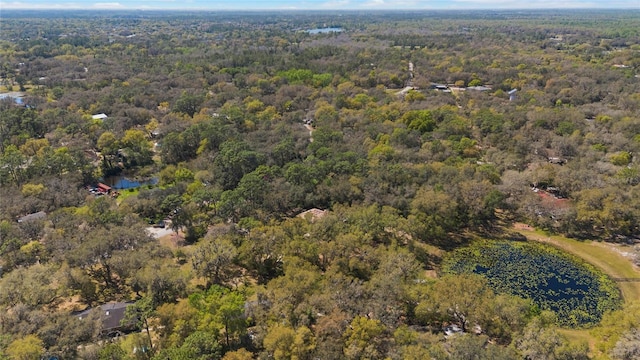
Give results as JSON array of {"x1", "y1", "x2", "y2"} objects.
[
  {"x1": 448, "y1": 0, "x2": 600, "y2": 7},
  {"x1": 92, "y1": 2, "x2": 124, "y2": 8},
  {"x1": 320, "y1": 0, "x2": 350, "y2": 8},
  {"x1": 0, "y1": 2, "x2": 83, "y2": 9}
]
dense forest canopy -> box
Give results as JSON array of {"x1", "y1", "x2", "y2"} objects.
[{"x1": 1, "y1": 9, "x2": 640, "y2": 360}]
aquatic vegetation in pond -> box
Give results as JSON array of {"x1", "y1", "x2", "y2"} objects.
[{"x1": 442, "y1": 240, "x2": 621, "y2": 327}]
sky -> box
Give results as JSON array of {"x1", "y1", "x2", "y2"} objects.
[{"x1": 0, "y1": 0, "x2": 638, "y2": 10}]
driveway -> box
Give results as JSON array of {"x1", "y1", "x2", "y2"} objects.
[{"x1": 146, "y1": 226, "x2": 174, "y2": 239}]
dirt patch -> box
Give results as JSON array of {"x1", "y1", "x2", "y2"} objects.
[
  {"x1": 513, "y1": 222, "x2": 534, "y2": 231},
  {"x1": 146, "y1": 226, "x2": 173, "y2": 239},
  {"x1": 158, "y1": 232, "x2": 185, "y2": 248}
]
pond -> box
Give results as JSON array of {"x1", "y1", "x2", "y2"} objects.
[
  {"x1": 306, "y1": 27, "x2": 343, "y2": 34},
  {"x1": 101, "y1": 175, "x2": 158, "y2": 190},
  {"x1": 442, "y1": 240, "x2": 621, "y2": 327},
  {"x1": 0, "y1": 92, "x2": 25, "y2": 105}
]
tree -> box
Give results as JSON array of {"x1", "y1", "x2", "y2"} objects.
[
  {"x1": 97, "y1": 131, "x2": 120, "y2": 174},
  {"x1": 98, "y1": 343, "x2": 127, "y2": 360},
  {"x1": 343, "y1": 316, "x2": 388, "y2": 360},
  {"x1": 366, "y1": 248, "x2": 422, "y2": 327},
  {"x1": 192, "y1": 234, "x2": 239, "y2": 287},
  {"x1": 99, "y1": 343, "x2": 127, "y2": 360},
  {"x1": 402, "y1": 110, "x2": 436, "y2": 134},
  {"x1": 0, "y1": 145, "x2": 26, "y2": 185},
  {"x1": 441, "y1": 334, "x2": 519, "y2": 360},
  {"x1": 5, "y1": 335, "x2": 44, "y2": 360},
  {"x1": 221, "y1": 348, "x2": 253, "y2": 360},
  {"x1": 121, "y1": 129, "x2": 153, "y2": 167},
  {"x1": 515, "y1": 313, "x2": 566, "y2": 360},
  {"x1": 263, "y1": 324, "x2": 315, "y2": 360},
  {"x1": 180, "y1": 331, "x2": 222, "y2": 360},
  {"x1": 173, "y1": 91, "x2": 204, "y2": 117},
  {"x1": 0, "y1": 263, "x2": 60, "y2": 308},
  {"x1": 214, "y1": 140, "x2": 264, "y2": 190},
  {"x1": 263, "y1": 324, "x2": 295, "y2": 360},
  {"x1": 154, "y1": 300, "x2": 200, "y2": 350},
  {"x1": 189, "y1": 286, "x2": 248, "y2": 349},
  {"x1": 408, "y1": 188, "x2": 460, "y2": 243},
  {"x1": 65, "y1": 223, "x2": 153, "y2": 295},
  {"x1": 133, "y1": 259, "x2": 189, "y2": 306},
  {"x1": 611, "y1": 328, "x2": 640, "y2": 360},
  {"x1": 414, "y1": 274, "x2": 493, "y2": 333},
  {"x1": 123, "y1": 296, "x2": 155, "y2": 354}
]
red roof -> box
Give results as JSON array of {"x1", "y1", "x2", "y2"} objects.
[{"x1": 97, "y1": 183, "x2": 111, "y2": 192}]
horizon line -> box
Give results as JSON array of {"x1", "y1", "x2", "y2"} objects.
[{"x1": 2, "y1": 7, "x2": 639, "y2": 11}]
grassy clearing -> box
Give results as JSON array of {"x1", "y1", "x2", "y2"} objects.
[
  {"x1": 557, "y1": 328, "x2": 608, "y2": 360},
  {"x1": 115, "y1": 187, "x2": 140, "y2": 203}
]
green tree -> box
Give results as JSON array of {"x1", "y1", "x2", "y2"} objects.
[
  {"x1": 121, "y1": 129, "x2": 153, "y2": 167},
  {"x1": 415, "y1": 274, "x2": 493, "y2": 333},
  {"x1": 123, "y1": 296, "x2": 155, "y2": 354},
  {"x1": 343, "y1": 316, "x2": 388, "y2": 360},
  {"x1": 263, "y1": 324, "x2": 295, "y2": 360},
  {"x1": 189, "y1": 286, "x2": 247, "y2": 349},
  {"x1": 214, "y1": 140, "x2": 264, "y2": 190},
  {"x1": 173, "y1": 91, "x2": 205, "y2": 117},
  {"x1": 408, "y1": 188, "x2": 460, "y2": 243},
  {"x1": 97, "y1": 131, "x2": 120, "y2": 174},
  {"x1": 221, "y1": 348, "x2": 253, "y2": 360},
  {"x1": 0, "y1": 145, "x2": 26, "y2": 185},
  {"x1": 133, "y1": 259, "x2": 188, "y2": 306},
  {"x1": 263, "y1": 324, "x2": 315, "y2": 360},
  {"x1": 5, "y1": 335, "x2": 44, "y2": 360},
  {"x1": 180, "y1": 331, "x2": 222, "y2": 360},
  {"x1": 99, "y1": 343, "x2": 127, "y2": 360},
  {"x1": 441, "y1": 334, "x2": 519, "y2": 360},
  {"x1": 192, "y1": 235, "x2": 238, "y2": 287},
  {"x1": 402, "y1": 110, "x2": 436, "y2": 134},
  {"x1": 0, "y1": 263, "x2": 60, "y2": 308}
]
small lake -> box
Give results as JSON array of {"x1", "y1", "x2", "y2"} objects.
[
  {"x1": 442, "y1": 240, "x2": 621, "y2": 327},
  {"x1": 0, "y1": 92, "x2": 25, "y2": 104},
  {"x1": 306, "y1": 27, "x2": 343, "y2": 34},
  {"x1": 101, "y1": 175, "x2": 158, "y2": 190}
]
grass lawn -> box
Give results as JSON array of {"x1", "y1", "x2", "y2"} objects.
[{"x1": 115, "y1": 187, "x2": 140, "y2": 203}]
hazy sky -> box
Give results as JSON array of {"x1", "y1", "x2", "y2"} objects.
[{"x1": 1, "y1": 0, "x2": 638, "y2": 10}]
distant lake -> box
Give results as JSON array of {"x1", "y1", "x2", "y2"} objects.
[
  {"x1": 102, "y1": 175, "x2": 158, "y2": 189},
  {"x1": 306, "y1": 27, "x2": 343, "y2": 34}
]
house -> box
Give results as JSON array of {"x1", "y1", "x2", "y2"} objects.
[
  {"x1": 17, "y1": 211, "x2": 46, "y2": 223},
  {"x1": 466, "y1": 85, "x2": 492, "y2": 91},
  {"x1": 91, "y1": 113, "x2": 108, "y2": 120},
  {"x1": 297, "y1": 208, "x2": 327, "y2": 222},
  {"x1": 97, "y1": 183, "x2": 112, "y2": 193},
  {"x1": 548, "y1": 157, "x2": 566, "y2": 165},
  {"x1": 508, "y1": 89, "x2": 518, "y2": 101},
  {"x1": 430, "y1": 83, "x2": 449, "y2": 91},
  {"x1": 75, "y1": 302, "x2": 136, "y2": 337}
]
